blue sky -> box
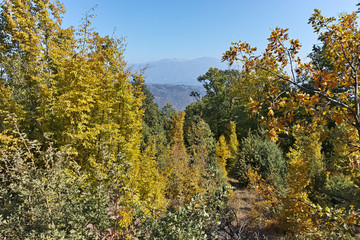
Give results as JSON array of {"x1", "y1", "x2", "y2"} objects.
[{"x1": 60, "y1": 0, "x2": 358, "y2": 63}]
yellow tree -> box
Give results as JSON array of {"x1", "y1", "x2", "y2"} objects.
[
  {"x1": 222, "y1": 9, "x2": 360, "y2": 183},
  {"x1": 165, "y1": 111, "x2": 188, "y2": 205},
  {"x1": 226, "y1": 121, "x2": 239, "y2": 175},
  {"x1": 0, "y1": 0, "x2": 166, "y2": 226},
  {"x1": 215, "y1": 135, "x2": 231, "y2": 179},
  {"x1": 137, "y1": 141, "x2": 167, "y2": 216},
  {"x1": 0, "y1": 0, "x2": 144, "y2": 170},
  {"x1": 165, "y1": 111, "x2": 203, "y2": 206},
  {"x1": 0, "y1": 0, "x2": 71, "y2": 144},
  {"x1": 279, "y1": 125, "x2": 322, "y2": 235},
  {"x1": 222, "y1": 9, "x2": 360, "y2": 237}
]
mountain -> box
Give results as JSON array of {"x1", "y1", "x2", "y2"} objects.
[
  {"x1": 131, "y1": 57, "x2": 231, "y2": 110},
  {"x1": 146, "y1": 83, "x2": 206, "y2": 111},
  {"x1": 132, "y1": 57, "x2": 229, "y2": 86}
]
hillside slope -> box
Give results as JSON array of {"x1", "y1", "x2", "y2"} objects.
[{"x1": 146, "y1": 83, "x2": 205, "y2": 111}]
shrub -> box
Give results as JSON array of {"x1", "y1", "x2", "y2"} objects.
[
  {"x1": 324, "y1": 173, "x2": 360, "y2": 208},
  {"x1": 0, "y1": 135, "x2": 129, "y2": 239},
  {"x1": 144, "y1": 188, "x2": 231, "y2": 240},
  {"x1": 233, "y1": 132, "x2": 286, "y2": 190}
]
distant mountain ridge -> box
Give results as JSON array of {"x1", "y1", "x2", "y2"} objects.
[
  {"x1": 146, "y1": 83, "x2": 206, "y2": 111},
  {"x1": 132, "y1": 57, "x2": 229, "y2": 86},
  {"x1": 131, "y1": 57, "x2": 231, "y2": 110}
]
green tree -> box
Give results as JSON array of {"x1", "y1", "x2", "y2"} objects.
[
  {"x1": 140, "y1": 84, "x2": 169, "y2": 167},
  {"x1": 185, "y1": 117, "x2": 222, "y2": 190},
  {"x1": 192, "y1": 68, "x2": 258, "y2": 139},
  {"x1": 234, "y1": 131, "x2": 286, "y2": 189}
]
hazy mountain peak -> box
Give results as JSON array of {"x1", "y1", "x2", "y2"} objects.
[{"x1": 131, "y1": 57, "x2": 229, "y2": 86}]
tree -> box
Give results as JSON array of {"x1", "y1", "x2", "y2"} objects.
[
  {"x1": 225, "y1": 121, "x2": 239, "y2": 175},
  {"x1": 223, "y1": 9, "x2": 360, "y2": 237},
  {"x1": 0, "y1": 0, "x2": 70, "y2": 144},
  {"x1": 140, "y1": 84, "x2": 169, "y2": 169},
  {"x1": 279, "y1": 127, "x2": 322, "y2": 235},
  {"x1": 222, "y1": 10, "x2": 360, "y2": 190},
  {"x1": 137, "y1": 142, "x2": 167, "y2": 216},
  {"x1": 223, "y1": 10, "x2": 360, "y2": 146},
  {"x1": 192, "y1": 68, "x2": 260, "y2": 139},
  {"x1": 0, "y1": 0, "x2": 145, "y2": 170},
  {"x1": 185, "y1": 117, "x2": 220, "y2": 191},
  {"x1": 195, "y1": 68, "x2": 236, "y2": 138},
  {"x1": 234, "y1": 131, "x2": 286, "y2": 189},
  {"x1": 165, "y1": 111, "x2": 194, "y2": 206},
  {"x1": 0, "y1": 0, "x2": 167, "y2": 228},
  {"x1": 215, "y1": 135, "x2": 231, "y2": 179}
]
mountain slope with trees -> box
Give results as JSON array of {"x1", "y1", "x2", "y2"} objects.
[{"x1": 146, "y1": 83, "x2": 206, "y2": 110}]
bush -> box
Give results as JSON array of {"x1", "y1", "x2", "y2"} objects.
[
  {"x1": 0, "y1": 136, "x2": 129, "y2": 239},
  {"x1": 324, "y1": 173, "x2": 360, "y2": 208},
  {"x1": 143, "y1": 188, "x2": 232, "y2": 240},
  {"x1": 232, "y1": 132, "x2": 286, "y2": 190}
]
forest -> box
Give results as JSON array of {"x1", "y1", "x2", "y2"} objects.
[{"x1": 0, "y1": 0, "x2": 359, "y2": 239}]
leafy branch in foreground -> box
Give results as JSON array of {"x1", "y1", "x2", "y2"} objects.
[{"x1": 223, "y1": 10, "x2": 360, "y2": 149}]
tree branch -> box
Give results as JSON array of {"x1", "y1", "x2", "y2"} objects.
[{"x1": 256, "y1": 66, "x2": 355, "y2": 115}]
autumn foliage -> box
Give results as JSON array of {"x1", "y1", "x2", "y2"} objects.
[
  {"x1": 1, "y1": 0, "x2": 360, "y2": 239},
  {"x1": 222, "y1": 8, "x2": 360, "y2": 239}
]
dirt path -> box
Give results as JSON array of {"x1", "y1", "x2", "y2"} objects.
[{"x1": 224, "y1": 178, "x2": 281, "y2": 239}]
